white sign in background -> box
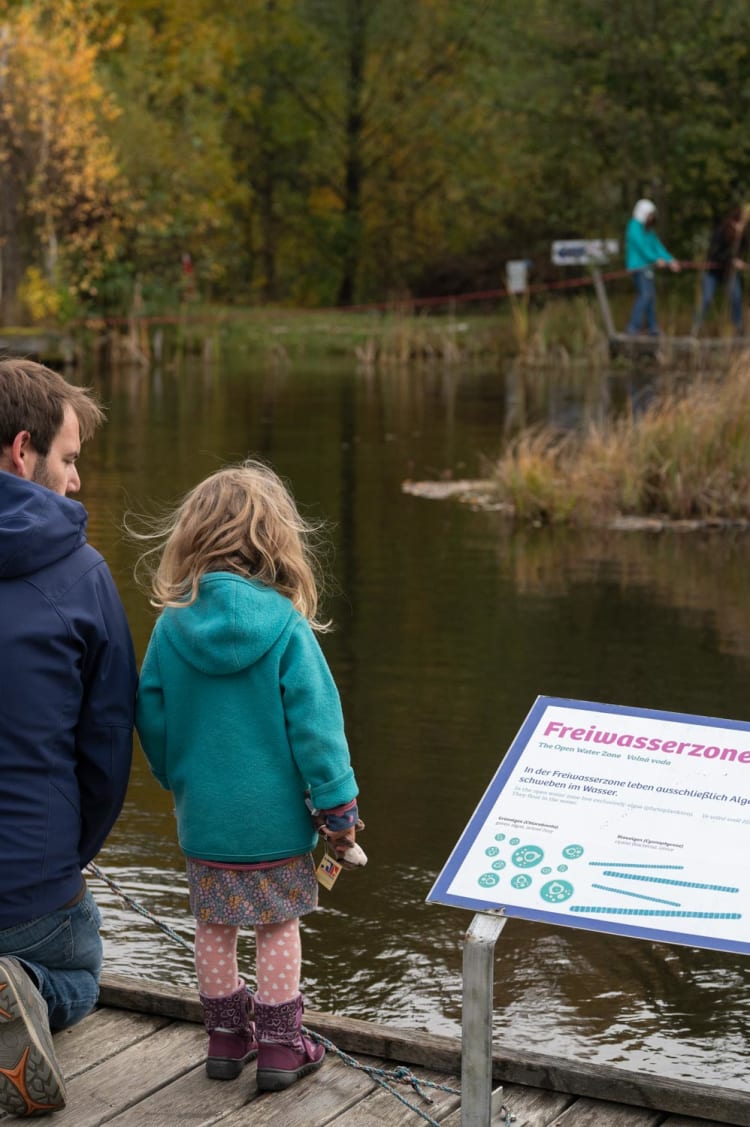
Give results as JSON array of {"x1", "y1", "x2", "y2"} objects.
[
  {"x1": 427, "y1": 697, "x2": 750, "y2": 954},
  {"x1": 551, "y1": 239, "x2": 619, "y2": 265}
]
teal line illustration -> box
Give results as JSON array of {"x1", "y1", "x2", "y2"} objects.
[
  {"x1": 570, "y1": 907, "x2": 741, "y2": 919},
  {"x1": 602, "y1": 870, "x2": 738, "y2": 893},
  {"x1": 591, "y1": 883, "x2": 680, "y2": 907},
  {"x1": 588, "y1": 862, "x2": 684, "y2": 869}
]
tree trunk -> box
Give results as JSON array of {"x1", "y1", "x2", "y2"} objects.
[
  {"x1": 336, "y1": 0, "x2": 367, "y2": 306},
  {"x1": 0, "y1": 163, "x2": 25, "y2": 324}
]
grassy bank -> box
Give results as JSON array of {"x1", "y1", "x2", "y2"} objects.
[
  {"x1": 67, "y1": 297, "x2": 616, "y2": 367},
  {"x1": 490, "y1": 355, "x2": 750, "y2": 525},
  {"x1": 12, "y1": 280, "x2": 721, "y2": 367}
]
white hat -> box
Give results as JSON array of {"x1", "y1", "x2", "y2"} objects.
[{"x1": 633, "y1": 199, "x2": 656, "y2": 223}]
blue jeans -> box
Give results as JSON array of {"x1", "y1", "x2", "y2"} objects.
[
  {"x1": 626, "y1": 270, "x2": 658, "y2": 334},
  {"x1": 695, "y1": 271, "x2": 743, "y2": 331},
  {"x1": 0, "y1": 890, "x2": 102, "y2": 1031}
]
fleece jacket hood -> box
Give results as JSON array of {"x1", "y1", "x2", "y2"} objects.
[{"x1": 160, "y1": 573, "x2": 296, "y2": 674}]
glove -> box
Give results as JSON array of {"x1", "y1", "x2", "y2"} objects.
[{"x1": 308, "y1": 798, "x2": 367, "y2": 870}]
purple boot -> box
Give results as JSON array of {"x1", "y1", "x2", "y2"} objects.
[
  {"x1": 200, "y1": 980, "x2": 258, "y2": 1080},
  {"x1": 255, "y1": 994, "x2": 325, "y2": 1092}
]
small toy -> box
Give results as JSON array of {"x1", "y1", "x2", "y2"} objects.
[{"x1": 306, "y1": 798, "x2": 367, "y2": 870}]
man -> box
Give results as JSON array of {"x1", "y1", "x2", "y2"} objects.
[
  {"x1": 0, "y1": 359, "x2": 137, "y2": 1116},
  {"x1": 693, "y1": 203, "x2": 749, "y2": 336},
  {"x1": 624, "y1": 198, "x2": 681, "y2": 336}
]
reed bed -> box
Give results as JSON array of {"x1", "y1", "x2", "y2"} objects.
[{"x1": 491, "y1": 356, "x2": 750, "y2": 525}]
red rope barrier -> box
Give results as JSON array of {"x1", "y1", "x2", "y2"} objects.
[{"x1": 73, "y1": 261, "x2": 714, "y2": 326}]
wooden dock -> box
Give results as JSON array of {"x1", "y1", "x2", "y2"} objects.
[
  {"x1": 22, "y1": 972, "x2": 748, "y2": 1126},
  {"x1": 608, "y1": 331, "x2": 749, "y2": 361},
  {"x1": 588, "y1": 267, "x2": 750, "y2": 362}
]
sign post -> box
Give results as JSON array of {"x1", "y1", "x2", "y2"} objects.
[
  {"x1": 461, "y1": 912, "x2": 506, "y2": 1126},
  {"x1": 429, "y1": 696, "x2": 750, "y2": 1125}
]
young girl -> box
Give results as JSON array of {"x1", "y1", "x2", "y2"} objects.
[{"x1": 134, "y1": 459, "x2": 361, "y2": 1092}]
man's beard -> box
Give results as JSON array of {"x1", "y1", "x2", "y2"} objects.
[{"x1": 31, "y1": 456, "x2": 53, "y2": 491}]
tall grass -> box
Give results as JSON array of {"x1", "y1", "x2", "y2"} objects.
[{"x1": 490, "y1": 356, "x2": 750, "y2": 524}]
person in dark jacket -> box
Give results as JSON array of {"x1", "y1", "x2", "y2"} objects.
[
  {"x1": 693, "y1": 204, "x2": 749, "y2": 335},
  {"x1": 0, "y1": 359, "x2": 137, "y2": 1117}
]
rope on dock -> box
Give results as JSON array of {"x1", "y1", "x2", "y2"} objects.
[
  {"x1": 303, "y1": 1028, "x2": 457, "y2": 1125},
  {"x1": 84, "y1": 862, "x2": 520, "y2": 1124}
]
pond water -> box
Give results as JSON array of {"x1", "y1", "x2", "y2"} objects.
[{"x1": 78, "y1": 352, "x2": 750, "y2": 1086}]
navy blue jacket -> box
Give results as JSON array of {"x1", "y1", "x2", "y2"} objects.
[{"x1": 0, "y1": 473, "x2": 137, "y2": 927}]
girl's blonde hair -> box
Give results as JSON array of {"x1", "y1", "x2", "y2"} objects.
[{"x1": 135, "y1": 459, "x2": 329, "y2": 630}]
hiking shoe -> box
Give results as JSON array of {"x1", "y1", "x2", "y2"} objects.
[{"x1": 0, "y1": 957, "x2": 66, "y2": 1116}]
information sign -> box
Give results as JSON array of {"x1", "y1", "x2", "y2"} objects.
[
  {"x1": 505, "y1": 260, "x2": 530, "y2": 294},
  {"x1": 427, "y1": 697, "x2": 750, "y2": 954},
  {"x1": 551, "y1": 239, "x2": 619, "y2": 266}
]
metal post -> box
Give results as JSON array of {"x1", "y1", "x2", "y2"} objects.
[
  {"x1": 461, "y1": 911, "x2": 506, "y2": 1127},
  {"x1": 590, "y1": 266, "x2": 616, "y2": 339}
]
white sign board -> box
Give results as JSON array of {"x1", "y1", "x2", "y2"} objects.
[
  {"x1": 505, "y1": 260, "x2": 529, "y2": 294},
  {"x1": 552, "y1": 239, "x2": 619, "y2": 266},
  {"x1": 427, "y1": 696, "x2": 750, "y2": 955}
]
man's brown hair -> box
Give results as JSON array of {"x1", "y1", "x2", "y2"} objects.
[{"x1": 0, "y1": 359, "x2": 104, "y2": 455}]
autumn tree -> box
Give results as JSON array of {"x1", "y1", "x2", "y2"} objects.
[
  {"x1": 0, "y1": 1, "x2": 122, "y2": 323},
  {"x1": 99, "y1": 0, "x2": 245, "y2": 310},
  {"x1": 486, "y1": 1, "x2": 750, "y2": 258}
]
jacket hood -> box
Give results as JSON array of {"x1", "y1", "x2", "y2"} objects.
[
  {"x1": 160, "y1": 572, "x2": 297, "y2": 675},
  {"x1": 633, "y1": 198, "x2": 656, "y2": 224},
  {"x1": 0, "y1": 472, "x2": 87, "y2": 579}
]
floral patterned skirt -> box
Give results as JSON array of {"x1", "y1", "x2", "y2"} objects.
[{"x1": 186, "y1": 853, "x2": 318, "y2": 926}]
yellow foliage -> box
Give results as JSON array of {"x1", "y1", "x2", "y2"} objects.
[
  {"x1": 17, "y1": 268, "x2": 63, "y2": 324},
  {"x1": 0, "y1": 0, "x2": 124, "y2": 302}
]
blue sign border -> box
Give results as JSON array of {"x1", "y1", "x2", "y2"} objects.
[{"x1": 426, "y1": 695, "x2": 750, "y2": 955}]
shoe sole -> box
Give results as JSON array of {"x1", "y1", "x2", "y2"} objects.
[
  {"x1": 206, "y1": 1047, "x2": 259, "y2": 1080},
  {"x1": 0, "y1": 959, "x2": 66, "y2": 1116},
  {"x1": 256, "y1": 1052, "x2": 325, "y2": 1092}
]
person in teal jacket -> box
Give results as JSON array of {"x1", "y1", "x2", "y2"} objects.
[
  {"x1": 625, "y1": 198, "x2": 681, "y2": 335},
  {"x1": 135, "y1": 459, "x2": 362, "y2": 1094}
]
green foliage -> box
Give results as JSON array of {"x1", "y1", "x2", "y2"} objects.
[{"x1": 5, "y1": 0, "x2": 750, "y2": 318}]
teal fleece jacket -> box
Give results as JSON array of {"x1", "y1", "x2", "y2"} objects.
[
  {"x1": 135, "y1": 573, "x2": 358, "y2": 862},
  {"x1": 625, "y1": 217, "x2": 674, "y2": 271}
]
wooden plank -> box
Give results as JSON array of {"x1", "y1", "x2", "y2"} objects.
[
  {"x1": 214, "y1": 1054, "x2": 381, "y2": 1126},
  {"x1": 548, "y1": 1097, "x2": 664, "y2": 1126},
  {"x1": 54, "y1": 1008, "x2": 171, "y2": 1078},
  {"x1": 322, "y1": 1064, "x2": 460, "y2": 1125},
  {"x1": 103, "y1": 1053, "x2": 258, "y2": 1126},
  {"x1": 99, "y1": 973, "x2": 463, "y2": 1074},
  {"x1": 229, "y1": 1062, "x2": 459, "y2": 1127},
  {"x1": 98, "y1": 977, "x2": 750, "y2": 1126},
  {"x1": 47, "y1": 1021, "x2": 206, "y2": 1126},
  {"x1": 490, "y1": 1050, "x2": 750, "y2": 1125},
  {"x1": 103, "y1": 1049, "x2": 382, "y2": 1127},
  {"x1": 441, "y1": 1081, "x2": 575, "y2": 1127},
  {"x1": 663, "y1": 1118, "x2": 742, "y2": 1127},
  {"x1": 100, "y1": 974, "x2": 203, "y2": 1025}
]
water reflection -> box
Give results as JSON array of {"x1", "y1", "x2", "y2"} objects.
[{"x1": 74, "y1": 355, "x2": 750, "y2": 1085}]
